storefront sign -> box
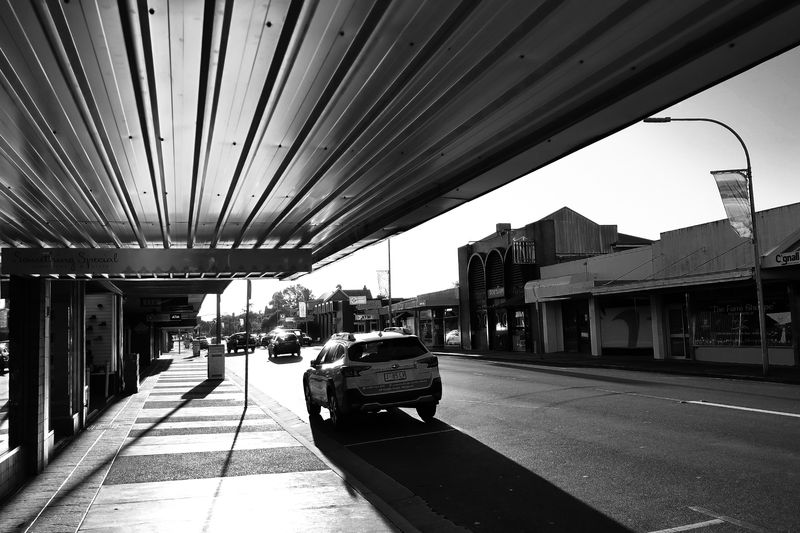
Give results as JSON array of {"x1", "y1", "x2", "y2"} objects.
[
  {"x1": 355, "y1": 313, "x2": 379, "y2": 320},
  {"x1": 349, "y1": 295, "x2": 367, "y2": 305},
  {"x1": 487, "y1": 287, "x2": 504, "y2": 298},
  {"x1": 767, "y1": 249, "x2": 800, "y2": 267},
  {"x1": 0, "y1": 248, "x2": 313, "y2": 275}
]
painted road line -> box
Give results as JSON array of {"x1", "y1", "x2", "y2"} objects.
[
  {"x1": 689, "y1": 506, "x2": 771, "y2": 532},
  {"x1": 687, "y1": 400, "x2": 800, "y2": 419},
  {"x1": 648, "y1": 518, "x2": 723, "y2": 533}
]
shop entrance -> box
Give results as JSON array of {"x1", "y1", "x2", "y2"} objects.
[
  {"x1": 490, "y1": 309, "x2": 510, "y2": 351},
  {"x1": 667, "y1": 304, "x2": 690, "y2": 358},
  {"x1": 562, "y1": 300, "x2": 590, "y2": 353}
]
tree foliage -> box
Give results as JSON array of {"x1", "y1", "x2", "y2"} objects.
[{"x1": 268, "y1": 284, "x2": 313, "y2": 317}]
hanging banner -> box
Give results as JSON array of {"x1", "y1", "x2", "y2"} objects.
[{"x1": 711, "y1": 170, "x2": 752, "y2": 239}]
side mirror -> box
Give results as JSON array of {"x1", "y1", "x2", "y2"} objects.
[{"x1": 310, "y1": 360, "x2": 319, "y2": 368}]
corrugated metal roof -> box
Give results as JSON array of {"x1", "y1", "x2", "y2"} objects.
[{"x1": 0, "y1": 0, "x2": 798, "y2": 280}]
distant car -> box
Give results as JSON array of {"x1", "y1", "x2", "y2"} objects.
[
  {"x1": 383, "y1": 326, "x2": 412, "y2": 335},
  {"x1": 288, "y1": 329, "x2": 312, "y2": 346},
  {"x1": 267, "y1": 331, "x2": 301, "y2": 358},
  {"x1": 259, "y1": 332, "x2": 275, "y2": 347},
  {"x1": 0, "y1": 340, "x2": 8, "y2": 374},
  {"x1": 303, "y1": 331, "x2": 442, "y2": 428},
  {"x1": 226, "y1": 332, "x2": 257, "y2": 353},
  {"x1": 194, "y1": 336, "x2": 209, "y2": 349},
  {"x1": 445, "y1": 329, "x2": 461, "y2": 345}
]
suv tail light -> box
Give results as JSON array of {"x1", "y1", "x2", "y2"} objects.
[
  {"x1": 342, "y1": 365, "x2": 371, "y2": 377},
  {"x1": 418, "y1": 356, "x2": 438, "y2": 368}
]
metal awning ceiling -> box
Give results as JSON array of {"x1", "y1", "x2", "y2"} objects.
[{"x1": 1, "y1": 1, "x2": 799, "y2": 279}]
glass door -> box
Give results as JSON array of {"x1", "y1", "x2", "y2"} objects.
[{"x1": 667, "y1": 305, "x2": 689, "y2": 358}]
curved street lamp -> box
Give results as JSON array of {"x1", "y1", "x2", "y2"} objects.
[{"x1": 643, "y1": 116, "x2": 769, "y2": 375}]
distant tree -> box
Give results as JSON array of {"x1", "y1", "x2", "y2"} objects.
[{"x1": 268, "y1": 284, "x2": 314, "y2": 324}]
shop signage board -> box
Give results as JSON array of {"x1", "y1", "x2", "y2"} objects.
[
  {"x1": 765, "y1": 249, "x2": 800, "y2": 268},
  {"x1": 146, "y1": 312, "x2": 189, "y2": 322},
  {"x1": 487, "y1": 287, "x2": 505, "y2": 298},
  {"x1": 349, "y1": 295, "x2": 367, "y2": 305},
  {"x1": 355, "y1": 313, "x2": 379, "y2": 320},
  {"x1": 0, "y1": 248, "x2": 313, "y2": 275}
]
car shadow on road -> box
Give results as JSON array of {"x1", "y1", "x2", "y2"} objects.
[
  {"x1": 268, "y1": 355, "x2": 303, "y2": 365},
  {"x1": 308, "y1": 409, "x2": 630, "y2": 532}
]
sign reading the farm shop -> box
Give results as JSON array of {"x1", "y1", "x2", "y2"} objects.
[
  {"x1": 764, "y1": 248, "x2": 800, "y2": 268},
  {"x1": 0, "y1": 248, "x2": 312, "y2": 275}
]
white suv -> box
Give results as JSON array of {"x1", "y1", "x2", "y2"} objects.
[{"x1": 303, "y1": 331, "x2": 442, "y2": 428}]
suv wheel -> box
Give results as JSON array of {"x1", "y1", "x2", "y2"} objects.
[
  {"x1": 327, "y1": 388, "x2": 345, "y2": 429},
  {"x1": 416, "y1": 404, "x2": 436, "y2": 422},
  {"x1": 304, "y1": 382, "x2": 320, "y2": 416}
]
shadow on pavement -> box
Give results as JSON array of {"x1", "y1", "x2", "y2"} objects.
[
  {"x1": 489, "y1": 362, "x2": 655, "y2": 386},
  {"x1": 180, "y1": 378, "x2": 225, "y2": 399},
  {"x1": 309, "y1": 409, "x2": 630, "y2": 532},
  {"x1": 268, "y1": 355, "x2": 303, "y2": 365}
]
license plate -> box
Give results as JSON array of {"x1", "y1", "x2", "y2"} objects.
[{"x1": 384, "y1": 370, "x2": 406, "y2": 382}]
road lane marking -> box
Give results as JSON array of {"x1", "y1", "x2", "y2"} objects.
[
  {"x1": 689, "y1": 506, "x2": 771, "y2": 532},
  {"x1": 595, "y1": 388, "x2": 684, "y2": 403},
  {"x1": 648, "y1": 518, "x2": 723, "y2": 532},
  {"x1": 346, "y1": 428, "x2": 457, "y2": 447},
  {"x1": 687, "y1": 400, "x2": 800, "y2": 419}
]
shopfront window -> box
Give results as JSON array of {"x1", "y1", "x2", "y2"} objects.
[
  {"x1": 512, "y1": 310, "x2": 527, "y2": 352},
  {"x1": 693, "y1": 289, "x2": 792, "y2": 347},
  {"x1": 419, "y1": 310, "x2": 433, "y2": 346},
  {"x1": 1, "y1": 302, "x2": 9, "y2": 455}
]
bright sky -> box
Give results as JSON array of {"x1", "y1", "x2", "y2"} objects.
[{"x1": 199, "y1": 46, "x2": 800, "y2": 319}]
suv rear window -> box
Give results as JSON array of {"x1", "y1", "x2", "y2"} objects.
[{"x1": 349, "y1": 337, "x2": 428, "y2": 363}]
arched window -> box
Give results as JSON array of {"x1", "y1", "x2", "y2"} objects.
[
  {"x1": 468, "y1": 255, "x2": 486, "y2": 305},
  {"x1": 486, "y1": 250, "x2": 504, "y2": 298}
]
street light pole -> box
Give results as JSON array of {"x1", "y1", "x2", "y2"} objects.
[
  {"x1": 643, "y1": 116, "x2": 769, "y2": 375},
  {"x1": 388, "y1": 238, "x2": 393, "y2": 326}
]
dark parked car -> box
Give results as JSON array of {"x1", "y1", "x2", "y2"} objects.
[
  {"x1": 226, "y1": 332, "x2": 257, "y2": 353},
  {"x1": 288, "y1": 329, "x2": 312, "y2": 346},
  {"x1": 267, "y1": 331, "x2": 301, "y2": 358}
]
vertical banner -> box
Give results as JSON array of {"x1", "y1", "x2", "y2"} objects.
[{"x1": 711, "y1": 169, "x2": 752, "y2": 239}]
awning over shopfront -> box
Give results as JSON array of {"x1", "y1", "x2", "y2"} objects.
[
  {"x1": 524, "y1": 273, "x2": 597, "y2": 303},
  {"x1": 1, "y1": 248, "x2": 312, "y2": 279}
]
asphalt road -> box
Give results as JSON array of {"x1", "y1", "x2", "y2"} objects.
[{"x1": 222, "y1": 346, "x2": 800, "y2": 533}]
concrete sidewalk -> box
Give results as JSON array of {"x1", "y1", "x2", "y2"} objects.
[{"x1": 0, "y1": 351, "x2": 402, "y2": 532}]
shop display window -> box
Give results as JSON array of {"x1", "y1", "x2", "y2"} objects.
[{"x1": 693, "y1": 291, "x2": 792, "y2": 347}]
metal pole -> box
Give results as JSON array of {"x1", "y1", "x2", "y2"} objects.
[
  {"x1": 245, "y1": 280, "x2": 251, "y2": 405},
  {"x1": 216, "y1": 294, "x2": 221, "y2": 344},
  {"x1": 643, "y1": 117, "x2": 769, "y2": 375},
  {"x1": 388, "y1": 238, "x2": 393, "y2": 326}
]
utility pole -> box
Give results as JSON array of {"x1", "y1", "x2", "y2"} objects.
[
  {"x1": 643, "y1": 116, "x2": 769, "y2": 375},
  {"x1": 245, "y1": 279, "x2": 251, "y2": 406},
  {"x1": 388, "y1": 238, "x2": 393, "y2": 326}
]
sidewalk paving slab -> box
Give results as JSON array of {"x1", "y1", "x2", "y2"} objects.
[{"x1": 0, "y1": 351, "x2": 402, "y2": 533}]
